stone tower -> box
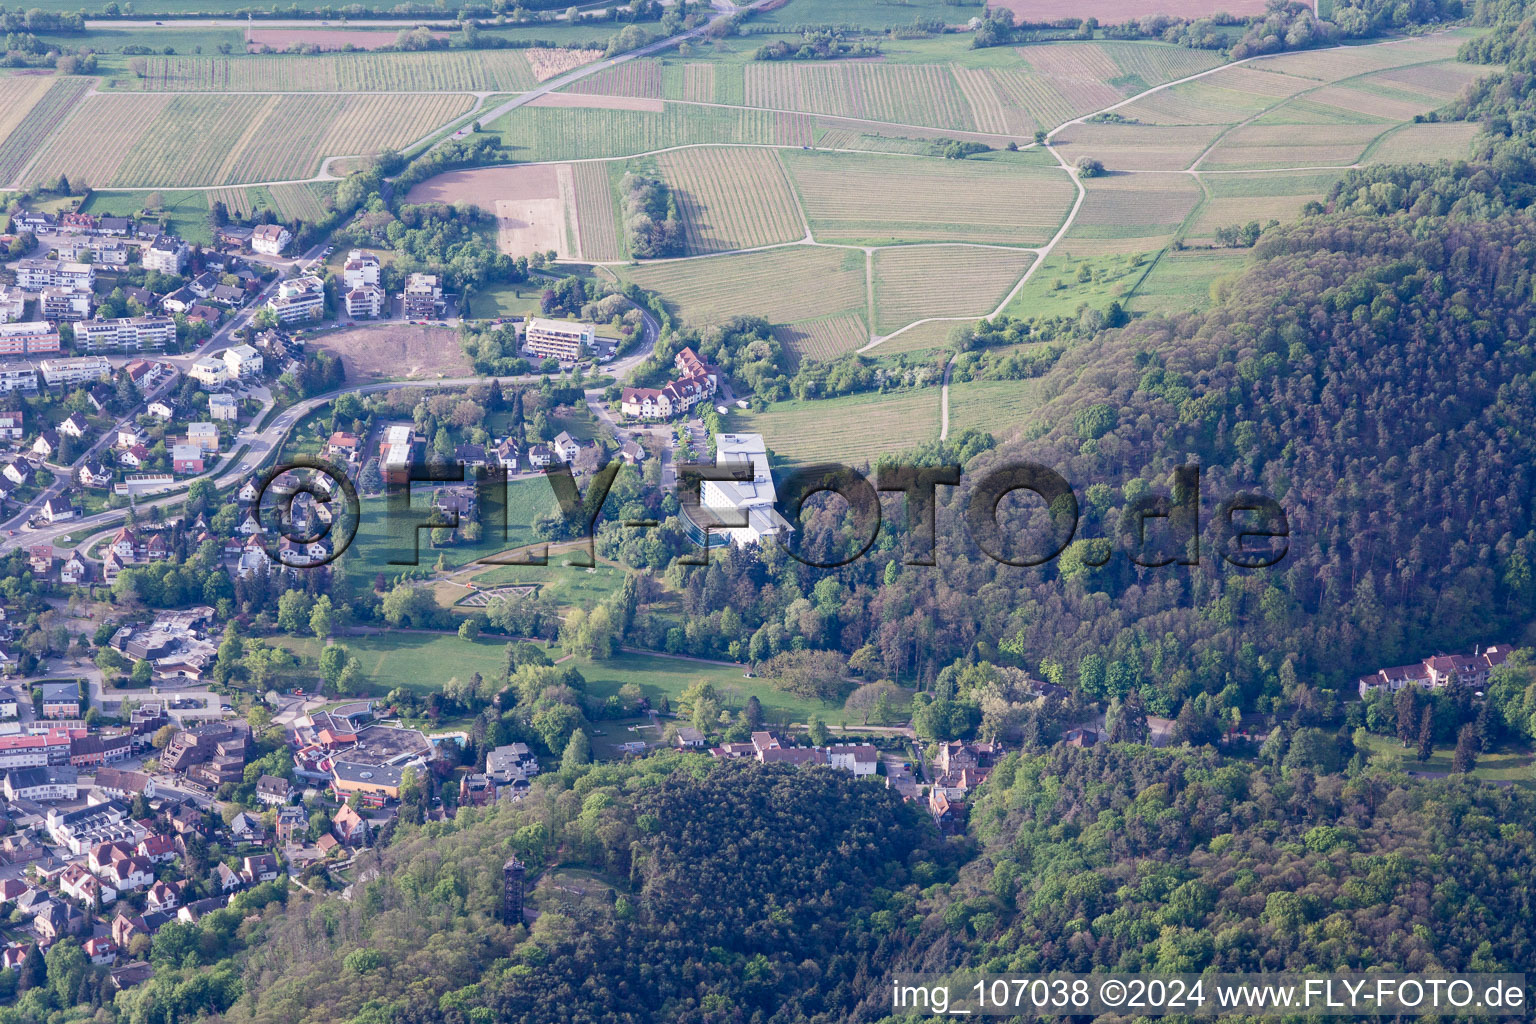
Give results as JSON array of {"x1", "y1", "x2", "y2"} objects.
[{"x1": 502, "y1": 856, "x2": 525, "y2": 925}]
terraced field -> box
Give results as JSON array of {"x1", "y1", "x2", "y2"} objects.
[
  {"x1": 743, "y1": 62, "x2": 975, "y2": 131},
  {"x1": 781, "y1": 149, "x2": 1072, "y2": 245},
  {"x1": 654, "y1": 147, "x2": 804, "y2": 255},
  {"x1": 733, "y1": 388, "x2": 940, "y2": 467},
  {"x1": 138, "y1": 50, "x2": 540, "y2": 91},
  {"x1": 621, "y1": 245, "x2": 867, "y2": 330},
  {"x1": 871, "y1": 246, "x2": 1036, "y2": 334},
  {"x1": 573, "y1": 161, "x2": 622, "y2": 262},
  {"x1": 0, "y1": 76, "x2": 91, "y2": 187},
  {"x1": 492, "y1": 103, "x2": 781, "y2": 161}
]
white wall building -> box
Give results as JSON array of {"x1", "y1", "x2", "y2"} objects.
[{"x1": 699, "y1": 433, "x2": 792, "y2": 547}]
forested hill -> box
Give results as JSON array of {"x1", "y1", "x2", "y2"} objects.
[
  {"x1": 206, "y1": 756, "x2": 937, "y2": 1024},
  {"x1": 946, "y1": 209, "x2": 1536, "y2": 705}
]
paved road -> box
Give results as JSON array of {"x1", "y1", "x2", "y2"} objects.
[{"x1": 444, "y1": 0, "x2": 768, "y2": 146}]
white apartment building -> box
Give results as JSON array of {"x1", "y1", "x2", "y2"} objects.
[
  {"x1": 268, "y1": 275, "x2": 324, "y2": 323},
  {"x1": 0, "y1": 286, "x2": 24, "y2": 323},
  {"x1": 402, "y1": 273, "x2": 441, "y2": 319},
  {"x1": 208, "y1": 392, "x2": 238, "y2": 421},
  {"x1": 251, "y1": 224, "x2": 292, "y2": 256},
  {"x1": 40, "y1": 287, "x2": 91, "y2": 323},
  {"x1": 76, "y1": 316, "x2": 175, "y2": 353},
  {"x1": 188, "y1": 357, "x2": 228, "y2": 389},
  {"x1": 343, "y1": 250, "x2": 380, "y2": 289},
  {"x1": 222, "y1": 343, "x2": 263, "y2": 379},
  {"x1": 142, "y1": 235, "x2": 188, "y2": 275},
  {"x1": 0, "y1": 321, "x2": 61, "y2": 357},
  {"x1": 38, "y1": 356, "x2": 111, "y2": 388},
  {"x1": 15, "y1": 259, "x2": 95, "y2": 291}
]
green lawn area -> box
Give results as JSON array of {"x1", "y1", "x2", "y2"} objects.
[
  {"x1": 277, "y1": 633, "x2": 517, "y2": 695},
  {"x1": 572, "y1": 650, "x2": 843, "y2": 724},
  {"x1": 346, "y1": 476, "x2": 558, "y2": 574},
  {"x1": 1359, "y1": 732, "x2": 1535, "y2": 789},
  {"x1": 470, "y1": 282, "x2": 544, "y2": 320},
  {"x1": 81, "y1": 189, "x2": 213, "y2": 246},
  {"x1": 463, "y1": 559, "x2": 626, "y2": 609}
]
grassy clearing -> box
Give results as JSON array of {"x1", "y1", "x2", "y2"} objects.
[
  {"x1": 731, "y1": 388, "x2": 939, "y2": 467},
  {"x1": 343, "y1": 478, "x2": 558, "y2": 577},
  {"x1": 621, "y1": 245, "x2": 867, "y2": 331},
  {"x1": 1358, "y1": 732, "x2": 1535, "y2": 790},
  {"x1": 1004, "y1": 248, "x2": 1154, "y2": 319},
  {"x1": 782, "y1": 148, "x2": 1072, "y2": 245},
  {"x1": 1125, "y1": 248, "x2": 1248, "y2": 315},
  {"x1": 871, "y1": 245, "x2": 1034, "y2": 334},
  {"x1": 653, "y1": 146, "x2": 804, "y2": 255},
  {"x1": 575, "y1": 650, "x2": 843, "y2": 723},
  {"x1": 874, "y1": 318, "x2": 966, "y2": 355}
]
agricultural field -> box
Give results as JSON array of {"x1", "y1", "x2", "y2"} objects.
[
  {"x1": 741, "y1": 62, "x2": 977, "y2": 132},
  {"x1": 573, "y1": 161, "x2": 623, "y2": 262},
  {"x1": 781, "y1": 149, "x2": 1072, "y2": 245},
  {"x1": 407, "y1": 163, "x2": 580, "y2": 259},
  {"x1": 871, "y1": 246, "x2": 1036, "y2": 334},
  {"x1": 653, "y1": 146, "x2": 804, "y2": 255},
  {"x1": 35, "y1": 93, "x2": 473, "y2": 187},
  {"x1": 1065, "y1": 172, "x2": 1202, "y2": 253},
  {"x1": 135, "y1": 50, "x2": 542, "y2": 92},
  {"x1": 1249, "y1": 30, "x2": 1470, "y2": 83},
  {"x1": 732, "y1": 388, "x2": 941, "y2": 467},
  {"x1": 489, "y1": 102, "x2": 782, "y2": 162},
  {"x1": 1125, "y1": 248, "x2": 1249, "y2": 315},
  {"x1": 1116, "y1": 66, "x2": 1314, "y2": 125},
  {"x1": 1199, "y1": 122, "x2": 1386, "y2": 170},
  {"x1": 206, "y1": 186, "x2": 266, "y2": 219},
  {"x1": 1052, "y1": 122, "x2": 1223, "y2": 172},
  {"x1": 945, "y1": 378, "x2": 1043, "y2": 437},
  {"x1": 0, "y1": 76, "x2": 91, "y2": 188},
  {"x1": 1364, "y1": 121, "x2": 1480, "y2": 164},
  {"x1": 269, "y1": 182, "x2": 331, "y2": 222},
  {"x1": 873, "y1": 318, "x2": 968, "y2": 357},
  {"x1": 990, "y1": 0, "x2": 1267, "y2": 19},
  {"x1": 772, "y1": 314, "x2": 871, "y2": 367},
  {"x1": 1184, "y1": 169, "x2": 1344, "y2": 241},
  {"x1": 621, "y1": 245, "x2": 868, "y2": 331}
]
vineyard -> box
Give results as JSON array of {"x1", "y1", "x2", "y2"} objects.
[
  {"x1": 137, "y1": 50, "x2": 540, "y2": 92},
  {"x1": 0, "y1": 77, "x2": 91, "y2": 188},
  {"x1": 945, "y1": 378, "x2": 1042, "y2": 436},
  {"x1": 1068, "y1": 172, "x2": 1201, "y2": 243},
  {"x1": 491, "y1": 103, "x2": 780, "y2": 161},
  {"x1": 1201, "y1": 122, "x2": 1385, "y2": 170},
  {"x1": 270, "y1": 182, "x2": 330, "y2": 222},
  {"x1": 773, "y1": 314, "x2": 870, "y2": 366},
  {"x1": 40, "y1": 93, "x2": 472, "y2": 187},
  {"x1": 743, "y1": 63, "x2": 976, "y2": 132},
  {"x1": 621, "y1": 245, "x2": 867, "y2": 329},
  {"x1": 1101, "y1": 41, "x2": 1225, "y2": 91},
  {"x1": 573, "y1": 161, "x2": 622, "y2": 262},
  {"x1": 206, "y1": 186, "x2": 263, "y2": 218},
  {"x1": 565, "y1": 59, "x2": 662, "y2": 98},
  {"x1": 1118, "y1": 67, "x2": 1313, "y2": 125},
  {"x1": 871, "y1": 245, "x2": 1035, "y2": 334},
  {"x1": 681, "y1": 63, "x2": 717, "y2": 104},
  {"x1": 781, "y1": 149, "x2": 1072, "y2": 245},
  {"x1": 654, "y1": 147, "x2": 804, "y2": 255},
  {"x1": 733, "y1": 388, "x2": 939, "y2": 467},
  {"x1": 875, "y1": 318, "x2": 966, "y2": 356},
  {"x1": 19, "y1": 93, "x2": 169, "y2": 191},
  {"x1": 1365, "y1": 121, "x2": 1479, "y2": 164},
  {"x1": 1254, "y1": 30, "x2": 1464, "y2": 82}
]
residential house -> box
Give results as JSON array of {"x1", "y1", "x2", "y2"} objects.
[
  {"x1": 401, "y1": 273, "x2": 441, "y2": 319},
  {"x1": 229, "y1": 812, "x2": 264, "y2": 844},
  {"x1": 171, "y1": 445, "x2": 203, "y2": 474},
  {"x1": 268, "y1": 276, "x2": 324, "y2": 323},
  {"x1": 250, "y1": 224, "x2": 291, "y2": 256},
  {"x1": 240, "y1": 854, "x2": 279, "y2": 885},
  {"x1": 332, "y1": 804, "x2": 368, "y2": 845},
  {"x1": 254, "y1": 775, "x2": 291, "y2": 806},
  {"x1": 83, "y1": 937, "x2": 117, "y2": 965},
  {"x1": 208, "y1": 392, "x2": 238, "y2": 422},
  {"x1": 223, "y1": 344, "x2": 262, "y2": 380}
]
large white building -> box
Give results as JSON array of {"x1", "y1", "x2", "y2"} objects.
[
  {"x1": 700, "y1": 433, "x2": 792, "y2": 547},
  {"x1": 343, "y1": 250, "x2": 380, "y2": 289},
  {"x1": 76, "y1": 316, "x2": 175, "y2": 353},
  {"x1": 40, "y1": 287, "x2": 91, "y2": 323},
  {"x1": 401, "y1": 273, "x2": 441, "y2": 319},
  {"x1": 523, "y1": 318, "x2": 594, "y2": 362},
  {"x1": 268, "y1": 275, "x2": 324, "y2": 323},
  {"x1": 0, "y1": 286, "x2": 24, "y2": 323}
]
